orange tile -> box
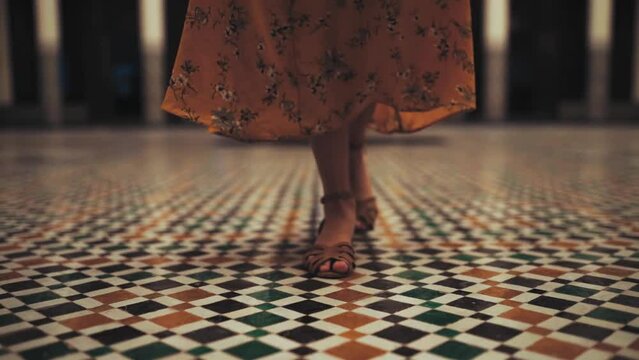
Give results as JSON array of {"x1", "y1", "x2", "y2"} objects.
[
  {"x1": 152, "y1": 311, "x2": 201, "y2": 328},
  {"x1": 529, "y1": 267, "x2": 565, "y2": 278},
  {"x1": 145, "y1": 293, "x2": 162, "y2": 300},
  {"x1": 199, "y1": 256, "x2": 233, "y2": 265},
  {"x1": 121, "y1": 316, "x2": 143, "y2": 325},
  {"x1": 596, "y1": 266, "x2": 634, "y2": 277},
  {"x1": 500, "y1": 299, "x2": 522, "y2": 308},
  {"x1": 18, "y1": 258, "x2": 50, "y2": 267},
  {"x1": 62, "y1": 313, "x2": 112, "y2": 331},
  {"x1": 0, "y1": 244, "x2": 20, "y2": 251},
  {"x1": 339, "y1": 303, "x2": 359, "y2": 311},
  {"x1": 500, "y1": 308, "x2": 550, "y2": 325},
  {"x1": 480, "y1": 286, "x2": 522, "y2": 299},
  {"x1": 528, "y1": 326, "x2": 552, "y2": 336},
  {"x1": 141, "y1": 257, "x2": 171, "y2": 265},
  {"x1": 172, "y1": 303, "x2": 194, "y2": 311},
  {"x1": 326, "y1": 341, "x2": 385, "y2": 360},
  {"x1": 462, "y1": 268, "x2": 499, "y2": 279},
  {"x1": 340, "y1": 330, "x2": 365, "y2": 340},
  {"x1": 595, "y1": 342, "x2": 620, "y2": 353},
  {"x1": 528, "y1": 338, "x2": 586, "y2": 359},
  {"x1": 0, "y1": 271, "x2": 22, "y2": 281},
  {"x1": 326, "y1": 312, "x2": 376, "y2": 329},
  {"x1": 80, "y1": 257, "x2": 110, "y2": 266},
  {"x1": 630, "y1": 338, "x2": 639, "y2": 351},
  {"x1": 94, "y1": 290, "x2": 137, "y2": 305},
  {"x1": 547, "y1": 241, "x2": 580, "y2": 249},
  {"x1": 169, "y1": 288, "x2": 214, "y2": 302},
  {"x1": 326, "y1": 289, "x2": 371, "y2": 303}
]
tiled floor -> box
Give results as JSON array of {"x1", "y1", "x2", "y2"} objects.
[{"x1": 0, "y1": 126, "x2": 638, "y2": 360}]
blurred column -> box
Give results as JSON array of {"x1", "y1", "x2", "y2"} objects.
[
  {"x1": 139, "y1": 0, "x2": 166, "y2": 125},
  {"x1": 633, "y1": 0, "x2": 639, "y2": 103},
  {"x1": 0, "y1": 0, "x2": 13, "y2": 106},
  {"x1": 34, "y1": 0, "x2": 62, "y2": 126},
  {"x1": 587, "y1": 0, "x2": 613, "y2": 120},
  {"x1": 483, "y1": 0, "x2": 510, "y2": 122}
]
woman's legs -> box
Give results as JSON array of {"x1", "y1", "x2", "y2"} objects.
[
  {"x1": 348, "y1": 106, "x2": 375, "y2": 222},
  {"x1": 310, "y1": 124, "x2": 356, "y2": 274}
]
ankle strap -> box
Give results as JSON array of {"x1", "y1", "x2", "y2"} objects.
[
  {"x1": 349, "y1": 142, "x2": 364, "y2": 150},
  {"x1": 320, "y1": 191, "x2": 353, "y2": 204}
]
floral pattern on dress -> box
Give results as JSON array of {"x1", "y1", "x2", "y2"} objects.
[{"x1": 162, "y1": 0, "x2": 476, "y2": 142}]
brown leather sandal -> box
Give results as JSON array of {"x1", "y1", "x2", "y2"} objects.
[{"x1": 305, "y1": 191, "x2": 356, "y2": 278}]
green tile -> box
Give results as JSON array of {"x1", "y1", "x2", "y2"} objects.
[
  {"x1": 0, "y1": 313, "x2": 22, "y2": 326},
  {"x1": 21, "y1": 342, "x2": 75, "y2": 360},
  {"x1": 389, "y1": 254, "x2": 420, "y2": 263},
  {"x1": 415, "y1": 310, "x2": 462, "y2": 326},
  {"x1": 421, "y1": 301, "x2": 443, "y2": 309},
  {"x1": 54, "y1": 272, "x2": 88, "y2": 282},
  {"x1": 18, "y1": 291, "x2": 59, "y2": 304},
  {"x1": 257, "y1": 270, "x2": 293, "y2": 281},
  {"x1": 430, "y1": 340, "x2": 484, "y2": 360},
  {"x1": 225, "y1": 340, "x2": 279, "y2": 360},
  {"x1": 401, "y1": 288, "x2": 443, "y2": 301},
  {"x1": 436, "y1": 328, "x2": 460, "y2": 337},
  {"x1": 555, "y1": 285, "x2": 597, "y2": 298},
  {"x1": 586, "y1": 307, "x2": 634, "y2": 324},
  {"x1": 124, "y1": 342, "x2": 179, "y2": 360},
  {"x1": 452, "y1": 254, "x2": 477, "y2": 262},
  {"x1": 87, "y1": 347, "x2": 112, "y2": 357},
  {"x1": 48, "y1": 283, "x2": 65, "y2": 290},
  {"x1": 246, "y1": 329, "x2": 269, "y2": 337},
  {"x1": 237, "y1": 311, "x2": 287, "y2": 327},
  {"x1": 572, "y1": 253, "x2": 600, "y2": 261},
  {"x1": 256, "y1": 303, "x2": 276, "y2": 310},
  {"x1": 188, "y1": 346, "x2": 213, "y2": 356},
  {"x1": 190, "y1": 270, "x2": 223, "y2": 281},
  {"x1": 510, "y1": 253, "x2": 537, "y2": 261},
  {"x1": 121, "y1": 271, "x2": 154, "y2": 282},
  {"x1": 396, "y1": 270, "x2": 430, "y2": 281},
  {"x1": 248, "y1": 289, "x2": 290, "y2": 302}
]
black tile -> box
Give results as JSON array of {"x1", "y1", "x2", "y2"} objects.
[
  {"x1": 394, "y1": 346, "x2": 419, "y2": 357},
  {"x1": 39, "y1": 302, "x2": 84, "y2": 318},
  {"x1": 485, "y1": 260, "x2": 519, "y2": 269},
  {"x1": 436, "y1": 278, "x2": 476, "y2": 289},
  {"x1": 468, "y1": 322, "x2": 520, "y2": 341},
  {"x1": 374, "y1": 324, "x2": 427, "y2": 343},
  {"x1": 611, "y1": 295, "x2": 639, "y2": 308},
  {"x1": 98, "y1": 264, "x2": 132, "y2": 273},
  {"x1": 120, "y1": 300, "x2": 166, "y2": 315},
  {"x1": 425, "y1": 261, "x2": 456, "y2": 271},
  {"x1": 292, "y1": 279, "x2": 330, "y2": 292},
  {"x1": 204, "y1": 299, "x2": 247, "y2": 314},
  {"x1": 0, "y1": 328, "x2": 47, "y2": 346},
  {"x1": 367, "y1": 299, "x2": 412, "y2": 314},
  {"x1": 495, "y1": 345, "x2": 518, "y2": 355},
  {"x1": 505, "y1": 276, "x2": 545, "y2": 288},
  {"x1": 529, "y1": 296, "x2": 575, "y2": 311},
  {"x1": 71, "y1": 280, "x2": 111, "y2": 293},
  {"x1": 228, "y1": 263, "x2": 261, "y2": 272},
  {"x1": 360, "y1": 279, "x2": 402, "y2": 290},
  {"x1": 284, "y1": 300, "x2": 331, "y2": 315},
  {"x1": 448, "y1": 297, "x2": 495, "y2": 312},
  {"x1": 359, "y1": 261, "x2": 394, "y2": 271},
  {"x1": 1, "y1": 280, "x2": 41, "y2": 292},
  {"x1": 560, "y1": 322, "x2": 613, "y2": 341},
  {"x1": 291, "y1": 346, "x2": 315, "y2": 356},
  {"x1": 279, "y1": 325, "x2": 331, "y2": 343},
  {"x1": 216, "y1": 279, "x2": 258, "y2": 291},
  {"x1": 36, "y1": 265, "x2": 68, "y2": 274},
  {"x1": 163, "y1": 263, "x2": 197, "y2": 272},
  {"x1": 92, "y1": 326, "x2": 145, "y2": 345},
  {"x1": 142, "y1": 279, "x2": 183, "y2": 291},
  {"x1": 184, "y1": 325, "x2": 235, "y2": 343},
  {"x1": 297, "y1": 315, "x2": 319, "y2": 324},
  {"x1": 383, "y1": 315, "x2": 406, "y2": 323},
  {"x1": 575, "y1": 275, "x2": 615, "y2": 287}
]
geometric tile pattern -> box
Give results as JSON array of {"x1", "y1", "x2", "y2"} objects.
[{"x1": 0, "y1": 127, "x2": 638, "y2": 359}]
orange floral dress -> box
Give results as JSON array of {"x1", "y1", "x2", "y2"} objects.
[{"x1": 162, "y1": 0, "x2": 476, "y2": 142}]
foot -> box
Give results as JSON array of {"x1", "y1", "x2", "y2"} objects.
[
  {"x1": 349, "y1": 145, "x2": 375, "y2": 229},
  {"x1": 314, "y1": 198, "x2": 356, "y2": 274}
]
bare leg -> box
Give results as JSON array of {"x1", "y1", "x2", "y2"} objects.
[
  {"x1": 310, "y1": 124, "x2": 356, "y2": 274},
  {"x1": 348, "y1": 106, "x2": 375, "y2": 227}
]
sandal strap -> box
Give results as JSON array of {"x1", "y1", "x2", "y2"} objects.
[
  {"x1": 304, "y1": 242, "x2": 355, "y2": 275},
  {"x1": 349, "y1": 142, "x2": 364, "y2": 150},
  {"x1": 320, "y1": 191, "x2": 353, "y2": 204}
]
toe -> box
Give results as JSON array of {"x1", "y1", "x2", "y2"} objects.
[
  {"x1": 319, "y1": 261, "x2": 331, "y2": 272},
  {"x1": 332, "y1": 261, "x2": 349, "y2": 273}
]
